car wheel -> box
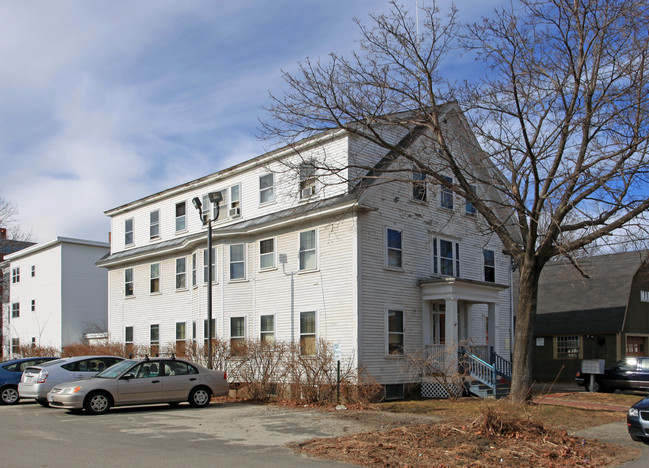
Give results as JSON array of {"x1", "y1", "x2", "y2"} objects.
[
  {"x1": 630, "y1": 434, "x2": 644, "y2": 442},
  {"x1": 0, "y1": 385, "x2": 20, "y2": 405},
  {"x1": 188, "y1": 387, "x2": 211, "y2": 408},
  {"x1": 84, "y1": 391, "x2": 111, "y2": 415},
  {"x1": 36, "y1": 398, "x2": 50, "y2": 407}
]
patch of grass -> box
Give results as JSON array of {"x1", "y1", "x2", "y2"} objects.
[{"x1": 374, "y1": 397, "x2": 625, "y2": 430}]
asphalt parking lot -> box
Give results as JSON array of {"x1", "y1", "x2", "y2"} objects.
[{"x1": 1, "y1": 401, "x2": 365, "y2": 468}]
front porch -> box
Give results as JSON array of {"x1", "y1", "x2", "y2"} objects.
[{"x1": 418, "y1": 277, "x2": 512, "y2": 398}]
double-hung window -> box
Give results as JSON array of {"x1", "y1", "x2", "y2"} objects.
[
  {"x1": 432, "y1": 237, "x2": 460, "y2": 277},
  {"x1": 230, "y1": 244, "x2": 245, "y2": 280},
  {"x1": 387, "y1": 309, "x2": 404, "y2": 355},
  {"x1": 259, "y1": 173, "x2": 275, "y2": 204},
  {"x1": 11, "y1": 338, "x2": 19, "y2": 355},
  {"x1": 440, "y1": 175, "x2": 453, "y2": 210},
  {"x1": 31, "y1": 300, "x2": 36, "y2": 312},
  {"x1": 483, "y1": 249, "x2": 495, "y2": 282},
  {"x1": 192, "y1": 253, "x2": 197, "y2": 287},
  {"x1": 125, "y1": 218, "x2": 134, "y2": 246},
  {"x1": 259, "y1": 238, "x2": 275, "y2": 270},
  {"x1": 31, "y1": 265, "x2": 36, "y2": 277},
  {"x1": 175, "y1": 201, "x2": 186, "y2": 232},
  {"x1": 260, "y1": 315, "x2": 275, "y2": 343},
  {"x1": 204, "y1": 319, "x2": 216, "y2": 348},
  {"x1": 206, "y1": 189, "x2": 227, "y2": 222},
  {"x1": 150, "y1": 210, "x2": 160, "y2": 239},
  {"x1": 203, "y1": 247, "x2": 216, "y2": 283},
  {"x1": 150, "y1": 263, "x2": 160, "y2": 293},
  {"x1": 11, "y1": 267, "x2": 19, "y2": 283},
  {"x1": 299, "y1": 230, "x2": 317, "y2": 271},
  {"x1": 125, "y1": 326, "x2": 134, "y2": 354},
  {"x1": 465, "y1": 184, "x2": 477, "y2": 215},
  {"x1": 386, "y1": 228, "x2": 402, "y2": 268},
  {"x1": 229, "y1": 184, "x2": 241, "y2": 217},
  {"x1": 150, "y1": 324, "x2": 160, "y2": 355},
  {"x1": 300, "y1": 311, "x2": 316, "y2": 355},
  {"x1": 125, "y1": 268, "x2": 134, "y2": 297},
  {"x1": 11, "y1": 303, "x2": 19, "y2": 318},
  {"x1": 176, "y1": 322, "x2": 186, "y2": 353},
  {"x1": 230, "y1": 317, "x2": 246, "y2": 354},
  {"x1": 176, "y1": 257, "x2": 187, "y2": 289},
  {"x1": 299, "y1": 162, "x2": 317, "y2": 198},
  {"x1": 412, "y1": 170, "x2": 427, "y2": 202}
]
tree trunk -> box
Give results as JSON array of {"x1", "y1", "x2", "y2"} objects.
[{"x1": 510, "y1": 262, "x2": 543, "y2": 402}]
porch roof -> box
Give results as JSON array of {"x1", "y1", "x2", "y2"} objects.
[{"x1": 417, "y1": 277, "x2": 509, "y2": 304}]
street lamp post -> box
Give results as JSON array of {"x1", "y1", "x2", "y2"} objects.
[{"x1": 192, "y1": 192, "x2": 222, "y2": 369}]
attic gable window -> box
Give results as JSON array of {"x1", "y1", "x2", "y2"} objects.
[
  {"x1": 440, "y1": 176, "x2": 453, "y2": 210},
  {"x1": 299, "y1": 162, "x2": 317, "y2": 199},
  {"x1": 412, "y1": 170, "x2": 427, "y2": 202}
]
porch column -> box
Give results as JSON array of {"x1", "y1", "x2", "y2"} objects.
[
  {"x1": 421, "y1": 300, "x2": 430, "y2": 351},
  {"x1": 445, "y1": 299, "x2": 458, "y2": 369},
  {"x1": 488, "y1": 302, "x2": 497, "y2": 354}
]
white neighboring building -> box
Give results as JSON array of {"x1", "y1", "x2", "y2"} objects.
[
  {"x1": 99, "y1": 104, "x2": 513, "y2": 394},
  {"x1": 3, "y1": 237, "x2": 109, "y2": 356}
]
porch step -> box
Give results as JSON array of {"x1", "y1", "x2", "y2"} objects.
[{"x1": 466, "y1": 379, "x2": 510, "y2": 399}]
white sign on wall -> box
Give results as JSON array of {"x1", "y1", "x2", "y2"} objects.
[{"x1": 641, "y1": 291, "x2": 649, "y2": 303}]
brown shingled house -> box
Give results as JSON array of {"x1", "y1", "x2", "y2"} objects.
[{"x1": 532, "y1": 250, "x2": 649, "y2": 382}]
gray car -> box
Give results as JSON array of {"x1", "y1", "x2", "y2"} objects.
[
  {"x1": 19, "y1": 356, "x2": 124, "y2": 406},
  {"x1": 47, "y1": 357, "x2": 229, "y2": 414}
]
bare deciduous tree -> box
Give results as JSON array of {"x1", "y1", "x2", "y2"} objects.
[{"x1": 261, "y1": 0, "x2": 649, "y2": 400}]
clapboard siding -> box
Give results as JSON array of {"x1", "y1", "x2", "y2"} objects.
[
  {"x1": 104, "y1": 107, "x2": 512, "y2": 386},
  {"x1": 5, "y1": 239, "x2": 108, "y2": 355}
]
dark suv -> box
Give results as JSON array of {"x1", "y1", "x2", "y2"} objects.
[{"x1": 576, "y1": 357, "x2": 649, "y2": 392}]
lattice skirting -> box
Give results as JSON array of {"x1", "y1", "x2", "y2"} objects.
[{"x1": 421, "y1": 380, "x2": 464, "y2": 399}]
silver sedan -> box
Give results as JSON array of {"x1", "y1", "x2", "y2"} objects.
[{"x1": 47, "y1": 357, "x2": 229, "y2": 415}]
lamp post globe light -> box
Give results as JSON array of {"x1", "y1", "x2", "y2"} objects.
[{"x1": 192, "y1": 192, "x2": 222, "y2": 369}]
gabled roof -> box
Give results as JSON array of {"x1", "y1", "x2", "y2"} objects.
[
  {"x1": 535, "y1": 306, "x2": 627, "y2": 335},
  {"x1": 536, "y1": 250, "x2": 649, "y2": 315}
]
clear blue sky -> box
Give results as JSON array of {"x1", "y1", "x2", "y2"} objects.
[{"x1": 0, "y1": 0, "x2": 500, "y2": 242}]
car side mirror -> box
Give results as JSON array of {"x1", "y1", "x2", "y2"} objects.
[{"x1": 121, "y1": 372, "x2": 135, "y2": 380}]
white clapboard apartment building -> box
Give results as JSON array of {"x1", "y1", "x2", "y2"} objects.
[
  {"x1": 98, "y1": 104, "x2": 513, "y2": 392},
  {"x1": 3, "y1": 237, "x2": 109, "y2": 356}
]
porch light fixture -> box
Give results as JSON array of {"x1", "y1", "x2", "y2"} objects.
[{"x1": 192, "y1": 191, "x2": 223, "y2": 369}]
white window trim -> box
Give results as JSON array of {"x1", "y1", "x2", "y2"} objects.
[
  {"x1": 299, "y1": 310, "x2": 317, "y2": 355},
  {"x1": 149, "y1": 209, "x2": 160, "y2": 240},
  {"x1": 385, "y1": 307, "x2": 405, "y2": 356},
  {"x1": 259, "y1": 237, "x2": 277, "y2": 271},
  {"x1": 125, "y1": 218, "x2": 134, "y2": 247},
  {"x1": 260, "y1": 314, "x2": 276, "y2": 342},
  {"x1": 385, "y1": 226, "x2": 403, "y2": 271},
  {"x1": 440, "y1": 175, "x2": 454, "y2": 210},
  {"x1": 298, "y1": 229, "x2": 318, "y2": 272},
  {"x1": 229, "y1": 243, "x2": 247, "y2": 282},
  {"x1": 203, "y1": 247, "x2": 217, "y2": 284},
  {"x1": 175, "y1": 257, "x2": 187, "y2": 290},
  {"x1": 483, "y1": 249, "x2": 496, "y2": 283},
  {"x1": 125, "y1": 268, "x2": 134, "y2": 297},
  {"x1": 150, "y1": 263, "x2": 161, "y2": 294},
  {"x1": 432, "y1": 236, "x2": 461, "y2": 277},
  {"x1": 411, "y1": 170, "x2": 427, "y2": 202},
  {"x1": 175, "y1": 201, "x2": 187, "y2": 233},
  {"x1": 175, "y1": 321, "x2": 187, "y2": 341},
  {"x1": 259, "y1": 173, "x2": 275, "y2": 205}
]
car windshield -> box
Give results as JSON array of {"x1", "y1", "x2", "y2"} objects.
[{"x1": 96, "y1": 360, "x2": 136, "y2": 379}]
